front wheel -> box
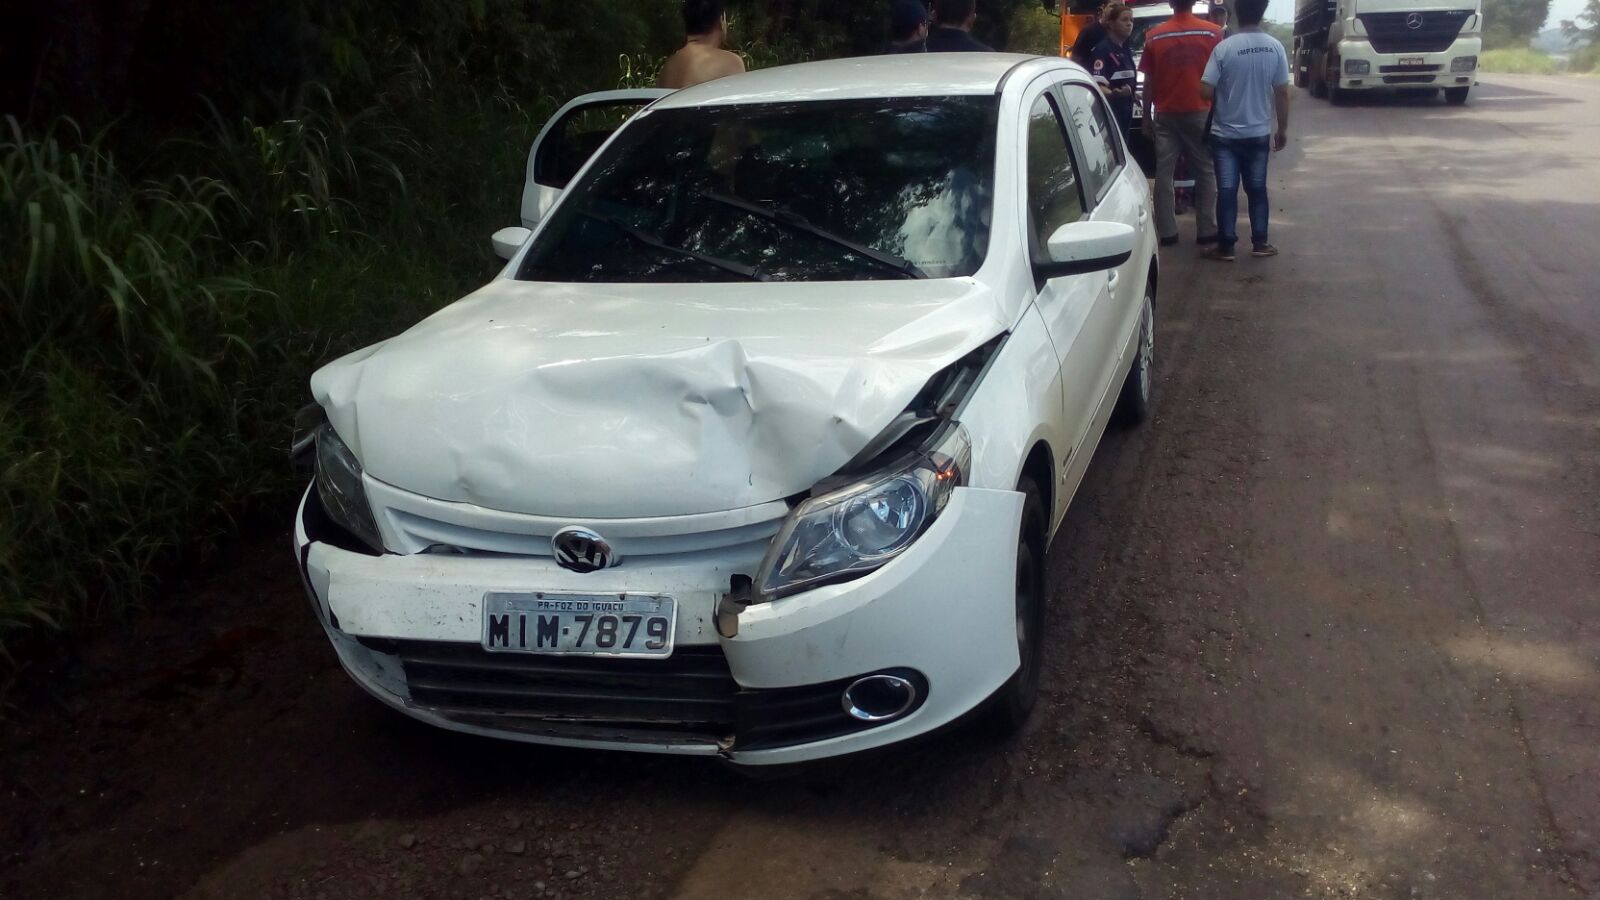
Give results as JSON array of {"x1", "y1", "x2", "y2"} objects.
[
  {"x1": 1328, "y1": 73, "x2": 1349, "y2": 105},
  {"x1": 1445, "y1": 86, "x2": 1470, "y2": 105},
  {"x1": 985, "y1": 476, "x2": 1047, "y2": 735}
]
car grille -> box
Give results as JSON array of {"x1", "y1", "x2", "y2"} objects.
[
  {"x1": 360, "y1": 638, "x2": 906, "y2": 750},
  {"x1": 371, "y1": 639, "x2": 738, "y2": 742},
  {"x1": 1358, "y1": 10, "x2": 1472, "y2": 54}
]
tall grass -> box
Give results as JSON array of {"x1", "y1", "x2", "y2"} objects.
[
  {"x1": 1479, "y1": 48, "x2": 1564, "y2": 74},
  {"x1": 0, "y1": 56, "x2": 535, "y2": 668}
]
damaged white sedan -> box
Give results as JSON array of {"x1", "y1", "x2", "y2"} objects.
[{"x1": 291, "y1": 54, "x2": 1158, "y2": 765}]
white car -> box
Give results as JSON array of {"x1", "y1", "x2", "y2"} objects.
[{"x1": 292, "y1": 54, "x2": 1158, "y2": 766}]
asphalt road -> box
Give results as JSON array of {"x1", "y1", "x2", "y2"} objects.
[{"x1": 3, "y1": 75, "x2": 1597, "y2": 900}]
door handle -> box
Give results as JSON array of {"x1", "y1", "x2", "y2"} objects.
[
  {"x1": 1107, "y1": 272, "x2": 1120, "y2": 289},
  {"x1": 1137, "y1": 208, "x2": 1149, "y2": 223}
]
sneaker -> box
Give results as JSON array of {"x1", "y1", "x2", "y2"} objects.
[
  {"x1": 1201, "y1": 246, "x2": 1236, "y2": 262},
  {"x1": 1196, "y1": 234, "x2": 1220, "y2": 245},
  {"x1": 1159, "y1": 235, "x2": 1179, "y2": 247},
  {"x1": 1251, "y1": 244, "x2": 1279, "y2": 257}
]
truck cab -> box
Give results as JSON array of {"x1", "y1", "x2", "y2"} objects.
[{"x1": 1295, "y1": 0, "x2": 1483, "y2": 103}]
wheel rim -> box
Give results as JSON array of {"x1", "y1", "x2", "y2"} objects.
[{"x1": 1137, "y1": 296, "x2": 1154, "y2": 404}]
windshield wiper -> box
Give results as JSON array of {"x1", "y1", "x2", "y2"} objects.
[
  {"x1": 578, "y1": 210, "x2": 766, "y2": 282},
  {"x1": 702, "y1": 192, "x2": 928, "y2": 280}
]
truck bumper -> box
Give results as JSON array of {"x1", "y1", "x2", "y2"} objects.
[{"x1": 1334, "y1": 37, "x2": 1482, "y2": 90}]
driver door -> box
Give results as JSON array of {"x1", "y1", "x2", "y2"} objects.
[{"x1": 520, "y1": 89, "x2": 672, "y2": 228}]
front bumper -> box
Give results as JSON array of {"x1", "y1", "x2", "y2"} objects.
[
  {"x1": 294, "y1": 484, "x2": 1024, "y2": 765},
  {"x1": 1334, "y1": 37, "x2": 1481, "y2": 90}
]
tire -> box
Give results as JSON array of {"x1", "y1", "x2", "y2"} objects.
[
  {"x1": 986, "y1": 476, "x2": 1048, "y2": 735},
  {"x1": 1445, "y1": 86, "x2": 1470, "y2": 105},
  {"x1": 1309, "y1": 50, "x2": 1328, "y2": 98},
  {"x1": 1112, "y1": 286, "x2": 1155, "y2": 427},
  {"x1": 1293, "y1": 43, "x2": 1309, "y2": 88}
]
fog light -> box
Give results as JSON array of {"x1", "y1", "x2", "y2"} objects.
[
  {"x1": 842, "y1": 674, "x2": 918, "y2": 722},
  {"x1": 1344, "y1": 59, "x2": 1370, "y2": 75},
  {"x1": 1452, "y1": 55, "x2": 1478, "y2": 72}
]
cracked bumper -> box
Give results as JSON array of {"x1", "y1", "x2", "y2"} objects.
[{"x1": 294, "y1": 486, "x2": 1024, "y2": 765}]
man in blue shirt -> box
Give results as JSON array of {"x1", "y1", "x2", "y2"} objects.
[
  {"x1": 926, "y1": 0, "x2": 994, "y2": 51},
  {"x1": 1199, "y1": 0, "x2": 1289, "y2": 260}
]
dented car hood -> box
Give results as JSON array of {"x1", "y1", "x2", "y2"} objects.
[{"x1": 311, "y1": 277, "x2": 1013, "y2": 518}]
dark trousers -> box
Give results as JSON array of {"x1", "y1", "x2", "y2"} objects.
[{"x1": 1210, "y1": 135, "x2": 1272, "y2": 251}]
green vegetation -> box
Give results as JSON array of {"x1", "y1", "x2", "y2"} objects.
[
  {"x1": 1479, "y1": 46, "x2": 1600, "y2": 73},
  {"x1": 1483, "y1": 0, "x2": 1554, "y2": 49},
  {"x1": 1480, "y1": 47, "x2": 1565, "y2": 72},
  {"x1": 0, "y1": 68, "x2": 528, "y2": 666}
]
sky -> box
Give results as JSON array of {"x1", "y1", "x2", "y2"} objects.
[{"x1": 1263, "y1": 0, "x2": 1587, "y2": 30}]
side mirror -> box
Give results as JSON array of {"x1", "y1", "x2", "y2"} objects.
[
  {"x1": 492, "y1": 226, "x2": 533, "y2": 261},
  {"x1": 1034, "y1": 220, "x2": 1136, "y2": 280}
]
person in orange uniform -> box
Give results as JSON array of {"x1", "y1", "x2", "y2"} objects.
[{"x1": 1139, "y1": 0, "x2": 1222, "y2": 246}]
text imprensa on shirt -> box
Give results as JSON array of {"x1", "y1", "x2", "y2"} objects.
[{"x1": 1201, "y1": 31, "x2": 1290, "y2": 140}]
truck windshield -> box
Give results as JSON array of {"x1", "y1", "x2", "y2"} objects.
[
  {"x1": 516, "y1": 97, "x2": 999, "y2": 283},
  {"x1": 1128, "y1": 2, "x2": 1212, "y2": 54}
]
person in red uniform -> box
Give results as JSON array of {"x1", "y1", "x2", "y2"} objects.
[{"x1": 1139, "y1": 0, "x2": 1222, "y2": 246}]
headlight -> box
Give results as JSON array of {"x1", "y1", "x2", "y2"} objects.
[
  {"x1": 1451, "y1": 55, "x2": 1477, "y2": 72},
  {"x1": 1344, "y1": 59, "x2": 1370, "y2": 75},
  {"x1": 315, "y1": 424, "x2": 384, "y2": 553},
  {"x1": 755, "y1": 423, "x2": 970, "y2": 599}
]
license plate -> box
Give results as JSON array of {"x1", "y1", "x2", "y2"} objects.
[
  {"x1": 1401, "y1": 57, "x2": 1425, "y2": 66},
  {"x1": 482, "y1": 592, "x2": 676, "y2": 658}
]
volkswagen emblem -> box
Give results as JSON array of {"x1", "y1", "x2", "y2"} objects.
[
  {"x1": 551, "y1": 526, "x2": 617, "y2": 573},
  {"x1": 1406, "y1": 12, "x2": 1423, "y2": 28}
]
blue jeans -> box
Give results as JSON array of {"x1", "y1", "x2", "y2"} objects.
[{"x1": 1210, "y1": 136, "x2": 1271, "y2": 251}]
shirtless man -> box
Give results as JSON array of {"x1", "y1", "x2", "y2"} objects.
[{"x1": 657, "y1": 0, "x2": 746, "y2": 89}]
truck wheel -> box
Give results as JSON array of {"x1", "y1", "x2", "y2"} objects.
[
  {"x1": 1445, "y1": 86, "x2": 1470, "y2": 105},
  {"x1": 1309, "y1": 51, "x2": 1328, "y2": 98},
  {"x1": 985, "y1": 476, "x2": 1047, "y2": 735},
  {"x1": 1294, "y1": 43, "x2": 1308, "y2": 87}
]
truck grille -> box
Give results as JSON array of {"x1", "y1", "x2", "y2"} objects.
[{"x1": 1358, "y1": 10, "x2": 1472, "y2": 54}]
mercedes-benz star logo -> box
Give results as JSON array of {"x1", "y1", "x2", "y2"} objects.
[
  {"x1": 552, "y1": 526, "x2": 617, "y2": 573},
  {"x1": 1406, "y1": 12, "x2": 1424, "y2": 28}
]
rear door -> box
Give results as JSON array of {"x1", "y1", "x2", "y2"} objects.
[{"x1": 521, "y1": 89, "x2": 672, "y2": 227}]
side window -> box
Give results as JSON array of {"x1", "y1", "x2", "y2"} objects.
[
  {"x1": 1058, "y1": 84, "x2": 1123, "y2": 202},
  {"x1": 534, "y1": 101, "x2": 651, "y2": 189},
  {"x1": 1026, "y1": 93, "x2": 1086, "y2": 252}
]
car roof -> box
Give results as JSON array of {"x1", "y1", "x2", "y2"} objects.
[{"x1": 652, "y1": 53, "x2": 1067, "y2": 109}]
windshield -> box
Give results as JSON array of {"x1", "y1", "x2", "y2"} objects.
[
  {"x1": 1128, "y1": 15, "x2": 1170, "y2": 54},
  {"x1": 516, "y1": 97, "x2": 998, "y2": 283}
]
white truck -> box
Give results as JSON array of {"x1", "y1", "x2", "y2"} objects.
[{"x1": 1294, "y1": 0, "x2": 1482, "y2": 104}]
